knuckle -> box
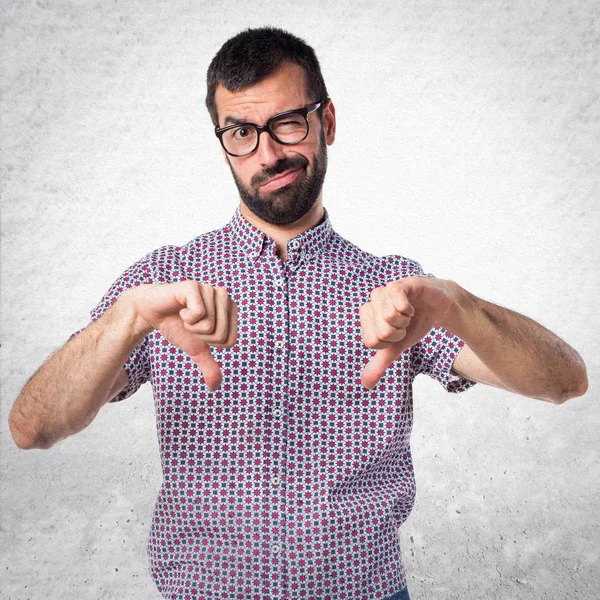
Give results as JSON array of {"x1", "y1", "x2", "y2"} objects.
[
  {"x1": 363, "y1": 336, "x2": 376, "y2": 348},
  {"x1": 187, "y1": 280, "x2": 202, "y2": 292},
  {"x1": 400, "y1": 300, "x2": 413, "y2": 314},
  {"x1": 388, "y1": 283, "x2": 405, "y2": 299},
  {"x1": 196, "y1": 319, "x2": 215, "y2": 334},
  {"x1": 383, "y1": 306, "x2": 397, "y2": 321},
  {"x1": 375, "y1": 321, "x2": 393, "y2": 340},
  {"x1": 215, "y1": 285, "x2": 230, "y2": 299},
  {"x1": 191, "y1": 301, "x2": 206, "y2": 318},
  {"x1": 216, "y1": 328, "x2": 229, "y2": 345}
]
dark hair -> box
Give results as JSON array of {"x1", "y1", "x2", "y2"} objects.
[{"x1": 205, "y1": 27, "x2": 329, "y2": 127}]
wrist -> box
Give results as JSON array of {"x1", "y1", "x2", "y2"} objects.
[
  {"x1": 438, "y1": 280, "x2": 475, "y2": 338},
  {"x1": 114, "y1": 290, "x2": 154, "y2": 341}
]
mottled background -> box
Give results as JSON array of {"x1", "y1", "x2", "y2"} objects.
[{"x1": 1, "y1": 0, "x2": 599, "y2": 598}]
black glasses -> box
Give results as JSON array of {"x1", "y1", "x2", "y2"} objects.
[{"x1": 215, "y1": 101, "x2": 323, "y2": 157}]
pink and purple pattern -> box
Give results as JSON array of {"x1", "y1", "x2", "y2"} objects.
[{"x1": 81, "y1": 206, "x2": 476, "y2": 599}]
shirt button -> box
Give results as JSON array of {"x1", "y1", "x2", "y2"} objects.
[
  {"x1": 275, "y1": 278, "x2": 285, "y2": 288},
  {"x1": 272, "y1": 543, "x2": 281, "y2": 555},
  {"x1": 272, "y1": 476, "x2": 280, "y2": 486},
  {"x1": 289, "y1": 239, "x2": 301, "y2": 250},
  {"x1": 275, "y1": 340, "x2": 284, "y2": 349},
  {"x1": 273, "y1": 408, "x2": 282, "y2": 418}
]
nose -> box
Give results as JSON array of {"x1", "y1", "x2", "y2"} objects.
[{"x1": 255, "y1": 130, "x2": 287, "y2": 168}]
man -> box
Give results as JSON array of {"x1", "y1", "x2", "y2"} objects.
[{"x1": 9, "y1": 26, "x2": 588, "y2": 600}]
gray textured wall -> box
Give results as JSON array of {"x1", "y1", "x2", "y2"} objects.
[{"x1": 1, "y1": 1, "x2": 599, "y2": 598}]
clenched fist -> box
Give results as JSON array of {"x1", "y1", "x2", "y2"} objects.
[
  {"x1": 121, "y1": 281, "x2": 238, "y2": 392},
  {"x1": 359, "y1": 277, "x2": 456, "y2": 390}
]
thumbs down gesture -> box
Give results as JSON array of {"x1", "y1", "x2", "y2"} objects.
[{"x1": 359, "y1": 277, "x2": 456, "y2": 390}]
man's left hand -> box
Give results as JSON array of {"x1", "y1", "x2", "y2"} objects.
[{"x1": 359, "y1": 277, "x2": 456, "y2": 390}]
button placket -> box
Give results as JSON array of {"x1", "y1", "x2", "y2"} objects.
[{"x1": 267, "y1": 249, "x2": 290, "y2": 587}]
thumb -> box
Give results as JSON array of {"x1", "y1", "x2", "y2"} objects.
[
  {"x1": 158, "y1": 314, "x2": 224, "y2": 392},
  {"x1": 186, "y1": 340, "x2": 223, "y2": 393},
  {"x1": 361, "y1": 341, "x2": 407, "y2": 390}
]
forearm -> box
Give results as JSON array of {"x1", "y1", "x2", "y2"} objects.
[
  {"x1": 441, "y1": 281, "x2": 588, "y2": 402},
  {"x1": 8, "y1": 293, "x2": 150, "y2": 450}
]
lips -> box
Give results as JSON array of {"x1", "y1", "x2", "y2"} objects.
[{"x1": 260, "y1": 167, "x2": 303, "y2": 191}]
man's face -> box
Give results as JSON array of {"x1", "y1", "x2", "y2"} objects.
[{"x1": 214, "y1": 62, "x2": 335, "y2": 226}]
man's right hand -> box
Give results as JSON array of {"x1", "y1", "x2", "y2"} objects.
[{"x1": 121, "y1": 281, "x2": 238, "y2": 392}]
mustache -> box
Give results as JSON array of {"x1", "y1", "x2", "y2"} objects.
[{"x1": 251, "y1": 155, "x2": 309, "y2": 187}]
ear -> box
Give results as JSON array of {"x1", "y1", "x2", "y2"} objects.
[{"x1": 323, "y1": 99, "x2": 336, "y2": 145}]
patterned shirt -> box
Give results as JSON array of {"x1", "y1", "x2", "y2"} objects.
[{"x1": 79, "y1": 206, "x2": 476, "y2": 600}]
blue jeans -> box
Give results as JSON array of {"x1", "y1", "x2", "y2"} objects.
[{"x1": 384, "y1": 585, "x2": 411, "y2": 600}]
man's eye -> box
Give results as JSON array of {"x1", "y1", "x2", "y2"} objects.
[
  {"x1": 273, "y1": 119, "x2": 303, "y2": 131},
  {"x1": 233, "y1": 127, "x2": 251, "y2": 140}
]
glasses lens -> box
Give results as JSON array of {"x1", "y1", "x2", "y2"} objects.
[
  {"x1": 269, "y1": 112, "x2": 308, "y2": 144},
  {"x1": 222, "y1": 125, "x2": 258, "y2": 156}
]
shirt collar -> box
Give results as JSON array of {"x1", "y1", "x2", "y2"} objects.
[{"x1": 226, "y1": 205, "x2": 334, "y2": 263}]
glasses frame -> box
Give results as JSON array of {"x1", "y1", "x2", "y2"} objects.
[{"x1": 214, "y1": 101, "x2": 324, "y2": 157}]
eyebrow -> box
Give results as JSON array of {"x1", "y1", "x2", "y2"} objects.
[
  {"x1": 222, "y1": 106, "x2": 304, "y2": 128},
  {"x1": 223, "y1": 115, "x2": 252, "y2": 126}
]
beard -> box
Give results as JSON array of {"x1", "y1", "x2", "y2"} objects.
[{"x1": 227, "y1": 131, "x2": 328, "y2": 226}]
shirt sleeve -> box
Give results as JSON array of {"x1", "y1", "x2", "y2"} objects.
[
  {"x1": 70, "y1": 250, "x2": 156, "y2": 403},
  {"x1": 409, "y1": 264, "x2": 478, "y2": 394}
]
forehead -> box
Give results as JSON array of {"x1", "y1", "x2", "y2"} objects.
[{"x1": 214, "y1": 62, "x2": 309, "y2": 126}]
